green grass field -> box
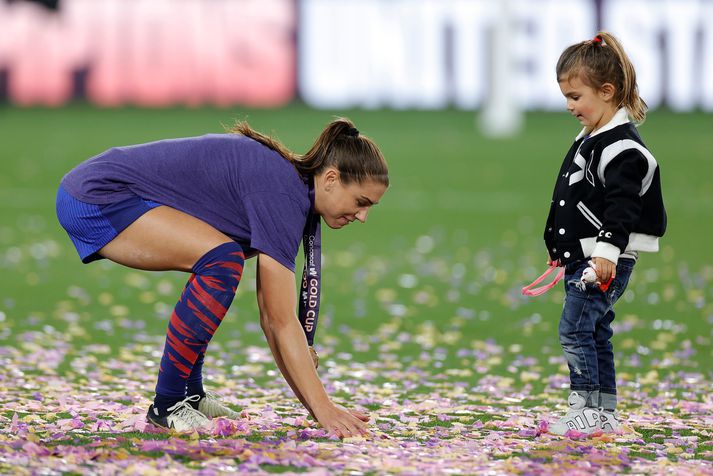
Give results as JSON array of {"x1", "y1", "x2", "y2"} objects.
[{"x1": 1, "y1": 105, "x2": 712, "y2": 474}]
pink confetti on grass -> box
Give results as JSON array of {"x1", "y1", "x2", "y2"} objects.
[
  {"x1": 211, "y1": 417, "x2": 250, "y2": 437},
  {"x1": 1, "y1": 323, "x2": 712, "y2": 475}
]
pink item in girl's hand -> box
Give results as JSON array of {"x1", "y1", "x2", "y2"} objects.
[{"x1": 522, "y1": 265, "x2": 565, "y2": 296}]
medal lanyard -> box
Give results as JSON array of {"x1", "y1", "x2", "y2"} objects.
[{"x1": 298, "y1": 178, "x2": 321, "y2": 346}]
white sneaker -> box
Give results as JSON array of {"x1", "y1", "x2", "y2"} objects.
[
  {"x1": 549, "y1": 391, "x2": 600, "y2": 435},
  {"x1": 147, "y1": 394, "x2": 211, "y2": 432},
  {"x1": 197, "y1": 391, "x2": 240, "y2": 419},
  {"x1": 599, "y1": 409, "x2": 621, "y2": 433}
]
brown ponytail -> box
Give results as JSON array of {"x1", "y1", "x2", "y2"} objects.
[
  {"x1": 556, "y1": 31, "x2": 648, "y2": 124},
  {"x1": 230, "y1": 117, "x2": 389, "y2": 186}
]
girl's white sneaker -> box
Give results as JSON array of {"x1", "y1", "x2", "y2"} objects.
[
  {"x1": 549, "y1": 391, "x2": 600, "y2": 435},
  {"x1": 599, "y1": 409, "x2": 621, "y2": 433}
]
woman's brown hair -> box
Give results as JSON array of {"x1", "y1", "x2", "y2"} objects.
[
  {"x1": 230, "y1": 117, "x2": 389, "y2": 186},
  {"x1": 556, "y1": 31, "x2": 647, "y2": 124}
]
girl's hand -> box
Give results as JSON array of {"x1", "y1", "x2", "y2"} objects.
[
  {"x1": 592, "y1": 257, "x2": 616, "y2": 284},
  {"x1": 313, "y1": 402, "x2": 369, "y2": 439},
  {"x1": 547, "y1": 257, "x2": 561, "y2": 267}
]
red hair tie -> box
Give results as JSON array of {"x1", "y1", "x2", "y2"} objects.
[{"x1": 592, "y1": 35, "x2": 603, "y2": 44}]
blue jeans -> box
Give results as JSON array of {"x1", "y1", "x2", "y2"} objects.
[{"x1": 559, "y1": 258, "x2": 635, "y2": 404}]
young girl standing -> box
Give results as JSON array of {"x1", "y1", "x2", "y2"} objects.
[{"x1": 542, "y1": 32, "x2": 666, "y2": 435}]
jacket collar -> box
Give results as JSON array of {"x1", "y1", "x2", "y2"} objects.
[{"x1": 575, "y1": 108, "x2": 630, "y2": 141}]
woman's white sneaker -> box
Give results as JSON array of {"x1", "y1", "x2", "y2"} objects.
[
  {"x1": 146, "y1": 394, "x2": 212, "y2": 432},
  {"x1": 197, "y1": 391, "x2": 240, "y2": 419}
]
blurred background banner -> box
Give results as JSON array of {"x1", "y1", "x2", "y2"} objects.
[
  {"x1": 300, "y1": 0, "x2": 713, "y2": 111},
  {"x1": 300, "y1": 0, "x2": 596, "y2": 110},
  {"x1": 0, "y1": 0, "x2": 296, "y2": 106},
  {"x1": 1, "y1": 0, "x2": 712, "y2": 110}
]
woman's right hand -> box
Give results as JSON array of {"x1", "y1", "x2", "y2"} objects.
[
  {"x1": 313, "y1": 401, "x2": 369, "y2": 439},
  {"x1": 257, "y1": 254, "x2": 370, "y2": 438},
  {"x1": 547, "y1": 257, "x2": 561, "y2": 267}
]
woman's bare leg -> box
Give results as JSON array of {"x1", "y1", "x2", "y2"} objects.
[{"x1": 98, "y1": 205, "x2": 233, "y2": 271}]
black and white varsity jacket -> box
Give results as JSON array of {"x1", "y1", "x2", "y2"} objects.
[{"x1": 544, "y1": 108, "x2": 667, "y2": 265}]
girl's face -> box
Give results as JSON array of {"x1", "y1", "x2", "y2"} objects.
[
  {"x1": 559, "y1": 74, "x2": 617, "y2": 133},
  {"x1": 315, "y1": 168, "x2": 387, "y2": 229}
]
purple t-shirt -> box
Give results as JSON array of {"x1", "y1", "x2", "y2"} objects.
[{"x1": 61, "y1": 134, "x2": 311, "y2": 271}]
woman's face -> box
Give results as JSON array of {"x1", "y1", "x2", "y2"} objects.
[{"x1": 314, "y1": 168, "x2": 387, "y2": 229}]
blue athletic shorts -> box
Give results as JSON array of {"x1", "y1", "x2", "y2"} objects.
[{"x1": 56, "y1": 185, "x2": 162, "y2": 263}]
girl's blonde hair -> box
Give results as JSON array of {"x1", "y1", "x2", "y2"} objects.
[
  {"x1": 556, "y1": 31, "x2": 647, "y2": 124},
  {"x1": 230, "y1": 117, "x2": 389, "y2": 187}
]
